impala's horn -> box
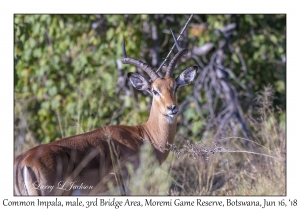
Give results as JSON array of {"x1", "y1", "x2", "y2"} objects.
[
  {"x1": 122, "y1": 37, "x2": 159, "y2": 82},
  {"x1": 165, "y1": 29, "x2": 188, "y2": 78}
]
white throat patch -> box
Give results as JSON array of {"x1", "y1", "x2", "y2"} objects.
[{"x1": 164, "y1": 114, "x2": 177, "y2": 124}]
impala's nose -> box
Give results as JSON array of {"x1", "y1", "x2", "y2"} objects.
[{"x1": 167, "y1": 105, "x2": 178, "y2": 114}]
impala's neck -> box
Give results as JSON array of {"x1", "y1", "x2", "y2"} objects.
[{"x1": 141, "y1": 105, "x2": 177, "y2": 163}]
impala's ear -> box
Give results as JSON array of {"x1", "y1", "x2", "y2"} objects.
[
  {"x1": 175, "y1": 66, "x2": 198, "y2": 87},
  {"x1": 128, "y1": 73, "x2": 152, "y2": 94}
]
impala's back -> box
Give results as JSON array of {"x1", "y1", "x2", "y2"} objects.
[{"x1": 14, "y1": 125, "x2": 145, "y2": 195}]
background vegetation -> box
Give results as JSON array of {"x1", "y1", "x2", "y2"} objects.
[{"x1": 14, "y1": 14, "x2": 286, "y2": 195}]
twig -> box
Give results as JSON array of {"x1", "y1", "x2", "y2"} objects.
[
  {"x1": 156, "y1": 14, "x2": 194, "y2": 73},
  {"x1": 223, "y1": 150, "x2": 285, "y2": 162}
]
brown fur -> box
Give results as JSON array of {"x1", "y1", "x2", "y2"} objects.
[{"x1": 14, "y1": 77, "x2": 179, "y2": 195}]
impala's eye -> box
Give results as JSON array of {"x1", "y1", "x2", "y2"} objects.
[{"x1": 153, "y1": 89, "x2": 159, "y2": 96}]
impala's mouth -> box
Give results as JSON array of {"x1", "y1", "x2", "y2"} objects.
[
  {"x1": 170, "y1": 110, "x2": 178, "y2": 115},
  {"x1": 164, "y1": 110, "x2": 178, "y2": 123},
  {"x1": 167, "y1": 114, "x2": 176, "y2": 118},
  {"x1": 164, "y1": 110, "x2": 178, "y2": 118},
  {"x1": 169, "y1": 113, "x2": 177, "y2": 117},
  {"x1": 163, "y1": 112, "x2": 178, "y2": 123}
]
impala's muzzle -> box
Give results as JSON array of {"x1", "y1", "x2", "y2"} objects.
[{"x1": 166, "y1": 105, "x2": 178, "y2": 116}]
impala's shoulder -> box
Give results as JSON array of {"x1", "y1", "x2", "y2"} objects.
[
  {"x1": 104, "y1": 125, "x2": 141, "y2": 135},
  {"x1": 100, "y1": 125, "x2": 144, "y2": 142}
]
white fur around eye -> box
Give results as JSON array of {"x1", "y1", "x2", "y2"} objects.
[{"x1": 152, "y1": 88, "x2": 161, "y2": 96}]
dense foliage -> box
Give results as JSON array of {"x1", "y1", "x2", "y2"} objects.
[{"x1": 14, "y1": 14, "x2": 285, "y2": 150}]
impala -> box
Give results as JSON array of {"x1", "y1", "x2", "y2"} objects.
[{"x1": 14, "y1": 30, "x2": 198, "y2": 195}]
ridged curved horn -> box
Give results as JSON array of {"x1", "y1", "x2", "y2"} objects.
[
  {"x1": 121, "y1": 37, "x2": 159, "y2": 82},
  {"x1": 165, "y1": 29, "x2": 188, "y2": 77}
]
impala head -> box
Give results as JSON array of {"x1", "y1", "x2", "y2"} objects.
[{"x1": 122, "y1": 29, "x2": 198, "y2": 123}]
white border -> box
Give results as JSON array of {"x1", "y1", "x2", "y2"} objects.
[{"x1": 1, "y1": 0, "x2": 298, "y2": 209}]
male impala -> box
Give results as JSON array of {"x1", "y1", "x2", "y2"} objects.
[{"x1": 14, "y1": 30, "x2": 198, "y2": 195}]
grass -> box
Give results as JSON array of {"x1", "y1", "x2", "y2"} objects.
[
  {"x1": 121, "y1": 86, "x2": 286, "y2": 196},
  {"x1": 14, "y1": 86, "x2": 286, "y2": 195}
]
